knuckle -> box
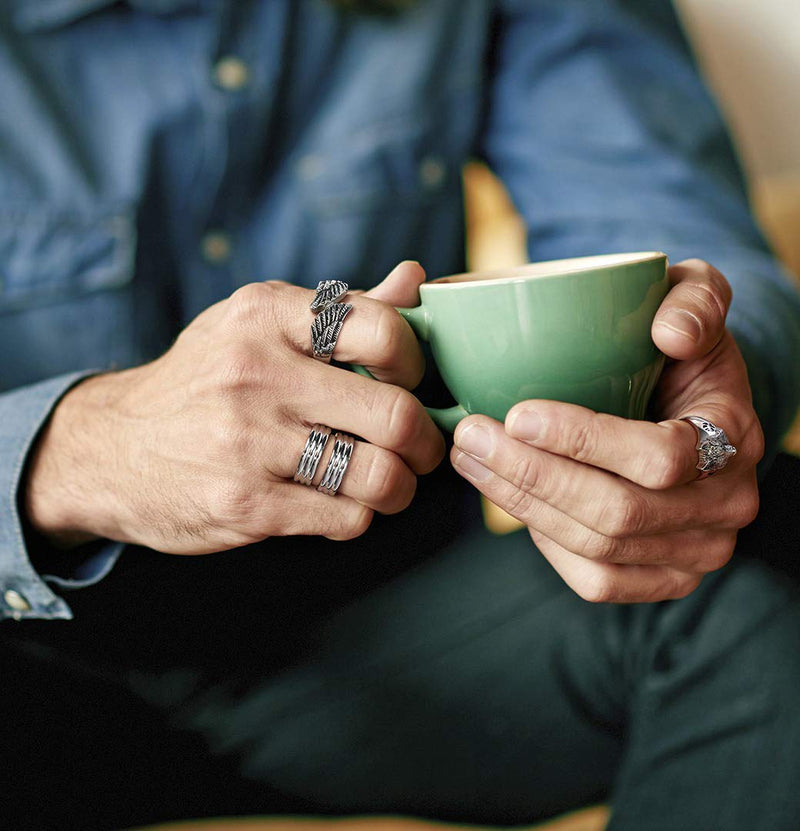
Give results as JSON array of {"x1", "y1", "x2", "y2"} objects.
[
  {"x1": 508, "y1": 452, "x2": 541, "y2": 492},
  {"x1": 372, "y1": 305, "x2": 405, "y2": 367},
  {"x1": 227, "y1": 281, "x2": 286, "y2": 325},
  {"x1": 668, "y1": 574, "x2": 703, "y2": 601},
  {"x1": 206, "y1": 476, "x2": 255, "y2": 524},
  {"x1": 582, "y1": 531, "x2": 619, "y2": 564},
  {"x1": 646, "y1": 440, "x2": 687, "y2": 490},
  {"x1": 680, "y1": 259, "x2": 732, "y2": 306},
  {"x1": 703, "y1": 536, "x2": 737, "y2": 573},
  {"x1": 577, "y1": 573, "x2": 618, "y2": 604},
  {"x1": 367, "y1": 452, "x2": 409, "y2": 508},
  {"x1": 389, "y1": 474, "x2": 417, "y2": 513},
  {"x1": 744, "y1": 418, "x2": 765, "y2": 464},
  {"x1": 229, "y1": 282, "x2": 266, "y2": 316},
  {"x1": 502, "y1": 485, "x2": 537, "y2": 522},
  {"x1": 380, "y1": 386, "x2": 423, "y2": 449},
  {"x1": 702, "y1": 261, "x2": 733, "y2": 306},
  {"x1": 596, "y1": 493, "x2": 645, "y2": 538},
  {"x1": 328, "y1": 505, "x2": 374, "y2": 541},
  {"x1": 565, "y1": 420, "x2": 595, "y2": 463},
  {"x1": 216, "y1": 344, "x2": 259, "y2": 392},
  {"x1": 211, "y1": 416, "x2": 252, "y2": 463},
  {"x1": 734, "y1": 488, "x2": 760, "y2": 528},
  {"x1": 685, "y1": 279, "x2": 728, "y2": 328},
  {"x1": 680, "y1": 257, "x2": 708, "y2": 271},
  {"x1": 226, "y1": 423, "x2": 255, "y2": 463}
]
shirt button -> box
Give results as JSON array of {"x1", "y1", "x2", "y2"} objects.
[
  {"x1": 296, "y1": 154, "x2": 326, "y2": 181},
  {"x1": 4, "y1": 589, "x2": 31, "y2": 613},
  {"x1": 201, "y1": 231, "x2": 232, "y2": 264},
  {"x1": 419, "y1": 155, "x2": 446, "y2": 189},
  {"x1": 213, "y1": 56, "x2": 249, "y2": 91}
]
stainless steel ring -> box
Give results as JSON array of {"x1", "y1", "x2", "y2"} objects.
[
  {"x1": 293, "y1": 424, "x2": 332, "y2": 486},
  {"x1": 311, "y1": 301, "x2": 353, "y2": 363},
  {"x1": 311, "y1": 280, "x2": 349, "y2": 313},
  {"x1": 317, "y1": 432, "x2": 355, "y2": 496},
  {"x1": 681, "y1": 415, "x2": 737, "y2": 479}
]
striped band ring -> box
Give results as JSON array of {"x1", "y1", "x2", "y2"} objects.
[
  {"x1": 317, "y1": 433, "x2": 355, "y2": 496},
  {"x1": 294, "y1": 424, "x2": 332, "y2": 486}
]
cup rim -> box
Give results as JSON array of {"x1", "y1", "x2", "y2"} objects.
[{"x1": 426, "y1": 251, "x2": 667, "y2": 288}]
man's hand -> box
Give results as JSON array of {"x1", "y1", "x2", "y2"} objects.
[
  {"x1": 452, "y1": 259, "x2": 764, "y2": 603},
  {"x1": 25, "y1": 261, "x2": 444, "y2": 554}
]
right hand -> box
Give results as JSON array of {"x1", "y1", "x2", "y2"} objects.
[{"x1": 24, "y1": 261, "x2": 444, "y2": 554}]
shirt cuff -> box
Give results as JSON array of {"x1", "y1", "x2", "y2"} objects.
[{"x1": 0, "y1": 372, "x2": 121, "y2": 621}]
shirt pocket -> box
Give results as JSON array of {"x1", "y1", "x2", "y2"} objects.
[
  {"x1": 0, "y1": 207, "x2": 135, "y2": 312},
  {"x1": 297, "y1": 89, "x2": 479, "y2": 219},
  {"x1": 0, "y1": 206, "x2": 138, "y2": 390},
  {"x1": 292, "y1": 89, "x2": 480, "y2": 286}
]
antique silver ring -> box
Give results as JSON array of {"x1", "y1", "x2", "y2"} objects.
[
  {"x1": 681, "y1": 415, "x2": 737, "y2": 479},
  {"x1": 311, "y1": 280, "x2": 349, "y2": 313},
  {"x1": 311, "y1": 301, "x2": 353, "y2": 363},
  {"x1": 318, "y1": 433, "x2": 355, "y2": 496},
  {"x1": 294, "y1": 424, "x2": 332, "y2": 486}
]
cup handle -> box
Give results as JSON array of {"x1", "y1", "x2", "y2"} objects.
[
  {"x1": 423, "y1": 403, "x2": 470, "y2": 433},
  {"x1": 351, "y1": 304, "x2": 469, "y2": 433},
  {"x1": 395, "y1": 304, "x2": 432, "y2": 342}
]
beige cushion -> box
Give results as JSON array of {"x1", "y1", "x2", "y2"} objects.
[{"x1": 133, "y1": 805, "x2": 610, "y2": 831}]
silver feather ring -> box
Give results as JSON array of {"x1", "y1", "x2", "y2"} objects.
[
  {"x1": 311, "y1": 280, "x2": 349, "y2": 313},
  {"x1": 311, "y1": 301, "x2": 353, "y2": 363}
]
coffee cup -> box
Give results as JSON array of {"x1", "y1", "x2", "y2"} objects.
[{"x1": 395, "y1": 251, "x2": 669, "y2": 432}]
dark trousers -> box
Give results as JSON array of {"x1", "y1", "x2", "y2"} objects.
[{"x1": 3, "y1": 456, "x2": 800, "y2": 831}]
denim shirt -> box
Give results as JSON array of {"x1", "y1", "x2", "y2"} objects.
[{"x1": 2, "y1": 0, "x2": 799, "y2": 621}]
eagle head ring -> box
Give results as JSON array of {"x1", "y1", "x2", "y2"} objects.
[{"x1": 681, "y1": 416, "x2": 737, "y2": 479}]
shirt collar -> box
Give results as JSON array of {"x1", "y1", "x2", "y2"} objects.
[{"x1": 11, "y1": 0, "x2": 207, "y2": 33}]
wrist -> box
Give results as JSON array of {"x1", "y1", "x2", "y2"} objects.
[{"x1": 23, "y1": 372, "x2": 127, "y2": 548}]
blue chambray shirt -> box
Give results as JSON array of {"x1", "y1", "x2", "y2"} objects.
[{"x1": 2, "y1": 0, "x2": 799, "y2": 621}]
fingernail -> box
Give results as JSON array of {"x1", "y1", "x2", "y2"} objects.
[
  {"x1": 508, "y1": 408, "x2": 543, "y2": 442},
  {"x1": 455, "y1": 423, "x2": 492, "y2": 460},
  {"x1": 453, "y1": 451, "x2": 491, "y2": 481},
  {"x1": 656, "y1": 309, "x2": 701, "y2": 342}
]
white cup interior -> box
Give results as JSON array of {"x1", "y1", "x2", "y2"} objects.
[{"x1": 430, "y1": 251, "x2": 666, "y2": 286}]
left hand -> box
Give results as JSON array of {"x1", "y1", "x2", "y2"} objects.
[{"x1": 451, "y1": 259, "x2": 764, "y2": 603}]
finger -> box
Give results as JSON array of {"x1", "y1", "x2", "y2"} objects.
[
  {"x1": 532, "y1": 530, "x2": 703, "y2": 604},
  {"x1": 308, "y1": 261, "x2": 426, "y2": 387},
  {"x1": 652, "y1": 259, "x2": 732, "y2": 361},
  {"x1": 452, "y1": 416, "x2": 755, "y2": 534},
  {"x1": 364, "y1": 260, "x2": 426, "y2": 306},
  {"x1": 271, "y1": 482, "x2": 375, "y2": 542},
  {"x1": 653, "y1": 331, "x2": 765, "y2": 467},
  {"x1": 318, "y1": 261, "x2": 425, "y2": 385},
  {"x1": 505, "y1": 399, "x2": 746, "y2": 489},
  {"x1": 330, "y1": 295, "x2": 424, "y2": 389},
  {"x1": 271, "y1": 423, "x2": 417, "y2": 515},
  {"x1": 451, "y1": 446, "x2": 736, "y2": 572},
  {"x1": 230, "y1": 281, "x2": 425, "y2": 390},
  {"x1": 291, "y1": 360, "x2": 445, "y2": 476}
]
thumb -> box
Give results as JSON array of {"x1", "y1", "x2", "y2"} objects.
[
  {"x1": 365, "y1": 260, "x2": 426, "y2": 307},
  {"x1": 651, "y1": 259, "x2": 732, "y2": 361}
]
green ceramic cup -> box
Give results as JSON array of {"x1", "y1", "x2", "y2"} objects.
[{"x1": 397, "y1": 252, "x2": 670, "y2": 432}]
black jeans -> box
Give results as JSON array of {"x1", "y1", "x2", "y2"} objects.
[{"x1": 3, "y1": 457, "x2": 800, "y2": 831}]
